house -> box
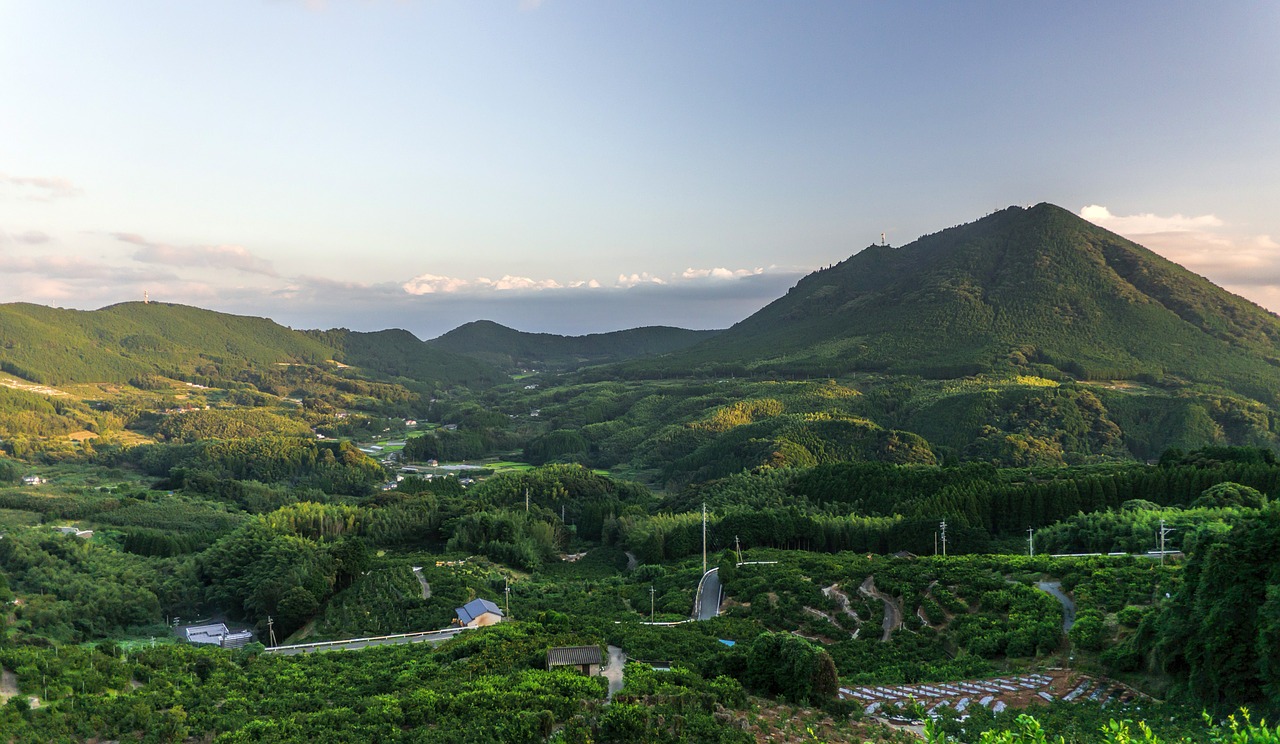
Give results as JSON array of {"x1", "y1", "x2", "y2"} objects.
[
  {"x1": 454, "y1": 598, "x2": 504, "y2": 627},
  {"x1": 21, "y1": 475, "x2": 45, "y2": 486},
  {"x1": 182, "y1": 623, "x2": 254, "y2": 649},
  {"x1": 547, "y1": 646, "x2": 603, "y2": 676}
]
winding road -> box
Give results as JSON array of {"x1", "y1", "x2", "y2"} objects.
[
  {"x1": 411, "y1": 566, "x2": 431, "y2": 599},
  {"x1": 858, "y1": 575, "x2": 902, "y2": 642},
  {"x1": 1036, "y1": 581, "x2": 1076, "y2": 632}
]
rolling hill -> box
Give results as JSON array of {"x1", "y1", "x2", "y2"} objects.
[
  {"x1": 428, "y1": 319, "x2": 720, "y2": 372},
  {"x1": 628, "y1": 203, "x2": 1280, "y2": 401},
  {"x1": 0, "y1": 302, "x2": 499, "y2": 390}
]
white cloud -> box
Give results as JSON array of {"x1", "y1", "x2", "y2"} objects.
[
  {"x1": 403, "y1": 266, "x2": 793, "y2": 294},
  {"x1": 0, "y1": 253, "x2": 177, "y2": 284},
  {"x1": 680, "y1": 266, "x2": 764, "y2": 280},
  {"x1": 112, "y1": 232, "x2": 279, "y2": 276},
  {"x1": 616, "y1": 272, "x2": 666, "y2": 288},
  {"x1": 1080, "y1": 205, "x2": 1223, "y2": 234},
  {"x1": 0, "y1": 172, "x2": 82, "y2": 201},
  {"x1": 401, "y1": 273, "x2": 473, "y2": 294},
  {"x1": 484, "y1": 275, "x2": 563, "y2": 290}
]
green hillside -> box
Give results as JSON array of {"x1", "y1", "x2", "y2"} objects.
[
  {"x1": 0, "y1": 302, "x2": 498, "y2": 390},
  {"x1": 429, "y1": 319, "x2": 720, "y2": 372},
  {"x1": 630, "y1": 204, "x2": 1280, "y2": 401},
  {"x1": 308, "y1": 328, "x2": 503, "y2": 389}
]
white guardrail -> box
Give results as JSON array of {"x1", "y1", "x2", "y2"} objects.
[{"x1": 265, "y1": 626, "x2": 473, "y2": 654}]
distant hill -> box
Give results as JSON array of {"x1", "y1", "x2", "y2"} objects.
[
  {"x1": 0, "y1": 302, "x2": 498, "y2": 390},
  {"x1": 630, "y1": 203, "x2": 1280, "y2": 401},
  {"x1": 428, "y1": 320, "x2": 720, "y2": 372},
  {"x1": 309, "y1": 327, "x2": 502, "y2": 389}
]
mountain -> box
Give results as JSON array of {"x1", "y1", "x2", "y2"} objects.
[
  {"x1": 631, "y1": 203, "x2": 1280, "y2": 400},
  {"x1": 0, "y1": 302, "x2": 498, "y2": 389},
  {"x1": 428, "y1": 319, "x2": 720, "y2": 372}
]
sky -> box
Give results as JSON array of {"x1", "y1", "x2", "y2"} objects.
[{"x1": 2, "y1": 1, "x2": 1279, "y2": 339}]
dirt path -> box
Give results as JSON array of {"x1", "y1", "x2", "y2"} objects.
[
  {"x1": 411, "y1": 567, "x2": 431, "y2": 600},
  {"x1": 858, "y1": 576, "x2": 902, "y2": 642},
  {"x1": 603, "y1": 645, "x2": 626, "y2": 701},
  {"x1": 0, "y1": 667, "x2": 18, "y2": 703},
  {"x1": 822, "y1": 584, "x2": 863, "y2": 624},
  {"x1": 0, "y1": 376, "x2": 65, "y2": 397}
]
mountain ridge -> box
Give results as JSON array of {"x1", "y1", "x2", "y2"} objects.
[
  {"x1": 624, "y1": 203, "x2": 1280, "y2": 403},
  {"x1": 428, "y1": 319, "x2": 720, "y2": 372},
  {"x1": 0, "y1": 301, "x2": 499, "y2": 389}
]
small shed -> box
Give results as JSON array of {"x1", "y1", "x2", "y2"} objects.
[
  {"x1": 455, "y1": 598, "x2": 504, "y2": 627},
  {"x1": 547, "y1": 645, "x2": 603, "y2": 676}
]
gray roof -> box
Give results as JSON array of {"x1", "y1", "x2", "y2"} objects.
[
  {"x1": 547, "y1": 645, "x2": 603, "y2": 667},
  {"x1": 184, "y1": 623, "x2": 231, "y2": 645},
  {"x1": 455, "y1": 598, "x2": 504, "y2": 624}
]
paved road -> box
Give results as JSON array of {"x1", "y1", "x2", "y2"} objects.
[
  {"x1": 266, "y1": 627, "x2": 468, "y2": 655},
  {"x1": 858, "y1": 575, "x2": 901, "y2": 642},
  {"x1": 1037, "y1": 581, "x2": 1076, "y2": 632},
  {"x1": 603, "y1": 645, "x2": 626, "y2": 700},
  {"x1": 695, "y1": 568, "x2": 722, "y2": 620},
  {"x1": 411, "y1": 566, "x2": 431, "y2": 599}
]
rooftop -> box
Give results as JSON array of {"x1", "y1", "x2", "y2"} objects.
[
  {"x1": 455, "y1": 598, "x2": 504, "y2": 625},
  {"x1": 547, "y1": 646, "x2": 603, "y2": 667}
]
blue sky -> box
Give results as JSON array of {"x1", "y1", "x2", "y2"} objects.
[{"x1": 2, "y1": 1, "x2": 1278, "y2": 337}]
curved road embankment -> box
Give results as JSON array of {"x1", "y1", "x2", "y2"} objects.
[{"x1": 694, "y1": 568, "x2": 722, "y2": 620}]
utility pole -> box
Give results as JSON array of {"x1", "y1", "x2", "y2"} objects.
[
  {"x1": 702, "y1": 503, "x2": 708, "y2": 575},
  {"x1": 524, "y1": 488, "x2": 529, "y2": 513},
  {"x1": 505, "y1": 581, "x2": 511, "y2": 616},
  {"x1": 940, "y1": 520, "x2": 948, "y2": 557},
  {"x1": 267, "y1": 616, "x2": 277, "y2": 647},
  {"x1": 1027, "y1": 527, "x2": 1035, "y2": 557},
  {"x1": 734, "y1": 535, "x2": 742, "y2": 565},
  {"x1": 650, "y1": 585, "x2": 655, "y2": 621},
  {"x1": 1158, "y1": 519, "x2": 1176, "y2": 566}
]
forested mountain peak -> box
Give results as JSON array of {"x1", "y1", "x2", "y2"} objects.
[
  {"x1": 429, "y1": 319, "x2": 720, "y2": 372},
  {"x1": 635, "y1": 203, "x2": 1280, "y2": 401}
]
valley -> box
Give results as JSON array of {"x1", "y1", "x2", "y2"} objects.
[{"x1": 0, "y1": 206, "x2": 1278, "y2": 742}]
